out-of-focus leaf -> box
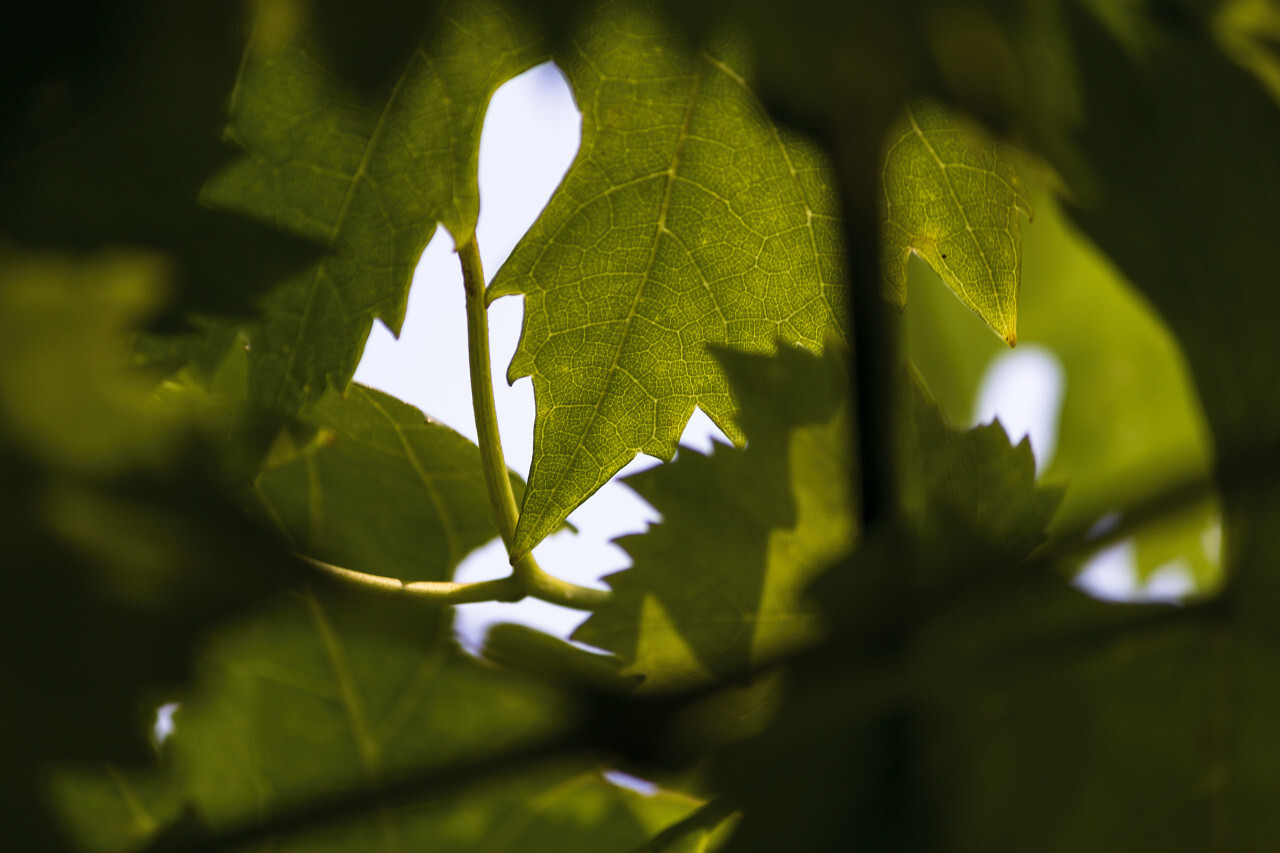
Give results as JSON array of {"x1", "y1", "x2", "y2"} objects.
[
  {"x1": 1051, "y1": 5, "x2": 1280, "y2": 601},
  {"x1": 0, "y1": 248, "x2": 305, "y2": 851},
  {"x1": 55, "y1": 592, "x2": 716, "y2": 853},
  {"x1": 713, "y1": 361, "x2": 1066, "y2": 853},
  {"x1": 306, "y1": 0, "x2": 446, "y2": 95},
  {"x1": 490, "y1": 4, "x2": 846, "y2": 555},
  {"x1": 0, "y1": 0, "x2": 320, "y2": 326},
  {"x1": 882, "y1": 100, "x2": 1032, "y2": 345},
  {"x1": 0, "y1": 248, "x2": 177, "y2": 473},
  {"x1": 207, "y1": 0, "x2": 544, "y2": 413},
  {"x1": 1057, "y1": 8, "x2": 1280, "y2": 461},
  {"x1": 484, "y1": 623, "x2": 642, "y2": 693},
  {"x1": 1216, "y1": 0, "x2": 1280, "y2": 102},
  {"x1": 905, "y1": 188, "x2": 1219, "y2": 585},
  {"x1": 255, "y1": 384, "x2": 523, "y2": 581},
  {"x1": 51, "y1": 762, "x2": 186, "y2": 853},
  {"x1": 898, "y1": 383, "x2": 1062, "y2": 565},
  {"x1": 574, "y1": 345, "x2": 852, "y2": 690}
]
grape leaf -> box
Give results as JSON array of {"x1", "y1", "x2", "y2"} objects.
[
  {"x1": 255, "y1": 384, "x2": 525, "y2": 580},
  {"x1": 905, "y1": 188, "x2": 1219, "y2": 586},
  {"x1": 574, "y1": 344, "x2": 852, "y2": 689},
  {"x1": 722, "y1": 518, "x2": 1280, "y2": 849},
  {"x1": 715, "y1": 13, "x2": 1280, "y2": 844},
  {"x1": 205, "y1": 0, "x2": 544, "y2": 413},
  {"x1": 881, "y1": 100, "x2": 1032, "y2": 346},
  {"x1": 54, "y1": 593, "x2": 716, "y2": 853},
  {"x1": 897, "y1": 383, "x2": 1063, "y2": 564},
  {"x1": 0, "y1": 248, "x2": 306, "y2": 851},
  {"x1": 489, "y1": 4, "x2": 846, "y2": 555}
]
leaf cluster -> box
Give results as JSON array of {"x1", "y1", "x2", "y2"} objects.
[{"x1": 5, "y1": 0, "x2": 1280, "y2": 850}]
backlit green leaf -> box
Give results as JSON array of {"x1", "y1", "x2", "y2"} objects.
[
  {"x1": 206, "y1": 0, "x2": 544, "y2": 413},
  {"x1": 255, "y1": 384, "x2": 521, "y2": 580},
  {"x1": 882, "y1": 100, "x2": 1032, "y2": 346},
  {"x1": 489, "y1": 5, "x2": 845, "y2": 555}
]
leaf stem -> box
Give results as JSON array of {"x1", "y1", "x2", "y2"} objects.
[
  {"x1": 304, "y1": 556, "x2": 524, "y2": 603},
  {"x1": 457, "y1": 236, "x2": 609, "y2": 610}
]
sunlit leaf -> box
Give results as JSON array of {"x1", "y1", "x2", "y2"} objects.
[
  {"x1": 206, "y1": 0, "x2": 544, "y2": 412},
  {"x1": 491, "y1": 7, "x2": 846, "y2": 555},
  {"x1": 882, "y1": 100, "x2": 1032, "y2": 346}
]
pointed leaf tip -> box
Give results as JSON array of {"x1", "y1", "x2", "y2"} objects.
[{"x1": 882, "y1": 99, "x2": 1030, "y2": 347}]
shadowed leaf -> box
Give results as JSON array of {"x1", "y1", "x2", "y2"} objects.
[
  {"x1": 574, "y1": 344, "x2": 852, "y2": 689},
  {"x1": 0, "y1": 248, "x2": 306, "y2": 850}
]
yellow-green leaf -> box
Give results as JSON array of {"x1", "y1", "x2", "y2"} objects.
[
  {"x1": 490, "y1": 6, "x2": 846, "y2": 555},
  {"x1": 882, "y1": 100, "x2": 1032, "y2": 346}
]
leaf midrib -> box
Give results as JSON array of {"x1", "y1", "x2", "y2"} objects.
[
  {"x1": 902, "y1": 105, "x2": 1008, "y2": 333},
  {"x1": 526, "y1": 57, "x2": 706, "y2": 542}
]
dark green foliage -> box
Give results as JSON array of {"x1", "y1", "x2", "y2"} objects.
[{"x1": 6, "y1": 0, "x2": 1280, "y2": 850}]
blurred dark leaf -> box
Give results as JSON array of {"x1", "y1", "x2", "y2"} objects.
[
  {"x1": 0, "y1": 0, "x2": 321, "y2": 327},
  {"x1": 55, "y1": 591, "x2": 720, "y2": 853},
  {"x1": 0, "y1": 248, "x2": 306, "y2": 850}
]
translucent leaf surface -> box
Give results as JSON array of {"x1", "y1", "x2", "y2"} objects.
[
  {"x1": 207, "y1": 0, "x2": 544, "y2": 412},
  {"x1": 489, "y1": 5, "x2": 846, "y2": 554},
  {"x1": 882, "y1": 100, "x2": 1032, "y2": 346},
  {"x1": 256, "y1": 384, "x2": 522, "y2": 580}
]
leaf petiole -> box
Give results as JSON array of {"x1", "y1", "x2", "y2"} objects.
[{"x1": 458, "y1": 236, "x2": 608, "y2": 610}]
